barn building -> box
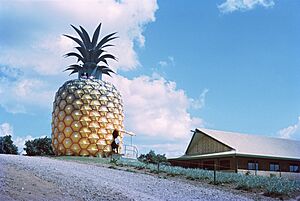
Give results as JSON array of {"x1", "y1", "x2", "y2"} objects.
[{"x1": 169, "y1": 128, "x2": 300, "y2": 176}]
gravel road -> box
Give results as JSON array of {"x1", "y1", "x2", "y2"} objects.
[{"x1": 0, "y1": 154, "x2": 262, "y2": 201}]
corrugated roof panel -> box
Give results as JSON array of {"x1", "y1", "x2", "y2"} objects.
[{"x1": 195, "y1": 128, "x2": 300, "y2": 160}]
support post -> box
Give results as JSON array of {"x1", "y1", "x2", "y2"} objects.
[
  {"x1": 234, "y1": 156, "x2": 238, "y2": 173},
  {"x1": 279, "y1": 167, "x2": 281, "y2": 177},
  {"x1": 255, "y1": 161, "x2": 257, "y2": 176},
  {"x1": 214, "y1": 163, "x2": 216, "y2": 185}
]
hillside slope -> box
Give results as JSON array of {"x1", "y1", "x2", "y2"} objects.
[{"x1": 0, "y1": 155, "x2": 264, "y2": 201}]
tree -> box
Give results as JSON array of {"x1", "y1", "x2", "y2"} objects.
[
  {"x1": 138, "y1": 150, "x2": 169, "y2": 172},
  {"x1": 0, "y1": 135, "x2": 18, "y2": 154},
  {"x1": 24, "y1": 137, "x2": 54, "y2": 156}
]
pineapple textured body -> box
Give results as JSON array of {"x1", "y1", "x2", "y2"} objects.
[{"x1": 51, "y1": 79, "x2": 124, "y2": 156}]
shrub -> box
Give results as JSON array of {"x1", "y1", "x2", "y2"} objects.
[
  {"x1": 138, "y1": 150, "x2": 167, "y2": 164},
  {"x1": 0, "y1": 135, "x2": 18, "y2": 154},
  {"x1": 138, "y1": 150, "x2": 169, "y2": 172},
  {"x1": 24, "y1": 137, "x2": 54, "y2": 156}
]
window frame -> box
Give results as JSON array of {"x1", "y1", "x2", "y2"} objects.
[
  {"x1": 270, "y1": 163, "x2": 280, "y2": 172},
  {"x1": 247, "y1": 161, "x2": 258, "y2": 170},
  {"x1": 289, "y1": 164, "x2": 299, "y2": 172}
]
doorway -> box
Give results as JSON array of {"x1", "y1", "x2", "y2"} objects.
[{"x1": 111, "y1": 130, "x2": 119, "y2": 154}]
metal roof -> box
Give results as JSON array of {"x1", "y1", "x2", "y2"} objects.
[
  {"x1": 184, "y1": 128, "x2": 300, "y2": 160},
  {"x1": 176, "y1": 151, "x2": 236, "y2": 160}
]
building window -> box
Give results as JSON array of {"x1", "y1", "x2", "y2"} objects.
[
  {"x1": 270, "y1": 163, "x2": 280, "y2": 171},
  {"x1": 247, "y1": 161, "x2": 258, "y2": 170},
  {"x1": 289, "y1": 165, "x2": 299, "y2": 172}
]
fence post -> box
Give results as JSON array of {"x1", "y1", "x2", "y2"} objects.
[
  {"x1": 255, "y1": 162, "x2": 257, "y2": 176},
  {"x1": 214, "y1": 163, "x2": 216, "y2": 185}
]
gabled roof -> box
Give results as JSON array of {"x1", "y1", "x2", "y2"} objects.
[{"x1": 184, "y1": 128, "x2": 300, "y2": 160}]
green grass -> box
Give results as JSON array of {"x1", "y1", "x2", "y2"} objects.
[
  {"x1": 55, "y1": 156, "x2": 300, "y2": 196},
  {"x1": 56, "y1": 156, "x2": 111, "y2": 164}
]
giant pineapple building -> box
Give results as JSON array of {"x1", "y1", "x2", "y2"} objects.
[{"x1": 51, "y1": 24, "x2": 124, "y2": 157}]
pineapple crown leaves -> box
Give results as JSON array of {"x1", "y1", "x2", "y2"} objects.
[{"x1": 63, "y1": 23, "x2": 118, "y2": 78}]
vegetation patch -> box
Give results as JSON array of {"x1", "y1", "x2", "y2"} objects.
[
  {"x1": 0, "y1": 135, "x2": 18, "y2": 155},
  {"x1": 125, "y1": 168, "x2": 136, "y2": 173},
  {"x1": 24, "y1": 137, "x2": 54, "y2": 156},
  {"x1": 108, "y1": 165, "x2": 117, "y2": 169}
]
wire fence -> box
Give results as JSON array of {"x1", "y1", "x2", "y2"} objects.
[
  {"x1": 164, "y1": 160, "x2": 237, "y2": 184},
  {"x1": 169, "y1": 159, "x2": 300, "y2": 181}
]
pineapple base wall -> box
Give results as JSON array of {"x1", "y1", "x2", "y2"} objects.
[{"x1": 51, "y1": 79, "x2": 124, "y2": 157}]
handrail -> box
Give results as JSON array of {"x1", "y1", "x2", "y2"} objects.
[{"x1": 122, "y1": 144, "x2": 138, "y2": 158}]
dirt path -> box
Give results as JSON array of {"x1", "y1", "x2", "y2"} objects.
[
  {"x1": 0, "y1": 163, "x2": 78, "y2": 201},
  {"x1": 0, "y1": 155, "x2": 130, "y2": 201},
  {"x1": 0, "y1": 154, "x2": 269, "y2": 201}
]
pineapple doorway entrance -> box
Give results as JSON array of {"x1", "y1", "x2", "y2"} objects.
[{"x1": 112, "y1": 130, "x2": 120, "y2": 154}]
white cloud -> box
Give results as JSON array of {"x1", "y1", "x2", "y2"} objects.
[
  {"x1": 278, "y1": 116, "x2": 300, "y2": 140},
  {"x1": 158, "y1": 61, "x2": 168, "y2": 67},
  {"x1": 2, "y1": 104, "x2": 26, "y2": 114},
  {"x1": 0, "y1": 123, "x2": 14, "y2": 136},
  {"x1": 0, "y1": 66, "x2": 23, "y2": 81},
  {"x1": 0, "y1": 77, "x2": 55, "y2": 113},
  {"x1": 14, "y1": 135, "x2": 35, "y2": 155},
  {"x1": 158, "y1": 56, "x2": 175, "y2": 67},
  {"x1": 108, "y1": 74, "x2": 204, "y2": 141},
  {"x1": 218, "y1": 0, "x2": 274, "y2": 13},
  {"x1": 190, "y1": 88, "x2": 209, "y2": 110},
  {"x1": 0, "y1": 38, "x2": 71, "y2": 76}
]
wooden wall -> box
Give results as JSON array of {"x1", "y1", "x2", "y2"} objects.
[
  {"x1": 187, "y1": 134, "x2": 231, "y2": 155},
  {"x1": 237, "y1": 157, "x2": 300, "y2": 172},
  {"x1": 169, "y1": 157, "x2": 236, "y2": 171},
  {"x1": 169, "y1": 156, "x2": 300, "y2": 173}
]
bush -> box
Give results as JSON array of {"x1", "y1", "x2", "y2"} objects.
[
  {"x1": 138, "y1": 150, "x2": 169, "y2": 172},
  {"x1": 24, "y1": 137, "x2": 54, "y2": 156},
  {"x1": 0, "y1": 135, "x2": 18, "y2": 154},
  {"x1": 138, "y1": 150, "x2": 168, "y2": 164}
]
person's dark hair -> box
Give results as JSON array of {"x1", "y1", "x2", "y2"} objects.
[{"x1": 112, "y1": 130, "x2": 119, "y2": 139}]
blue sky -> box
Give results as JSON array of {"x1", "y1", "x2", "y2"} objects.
[{"x1": 0, "y1": 0, "x2": 299, "y2": 156}]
